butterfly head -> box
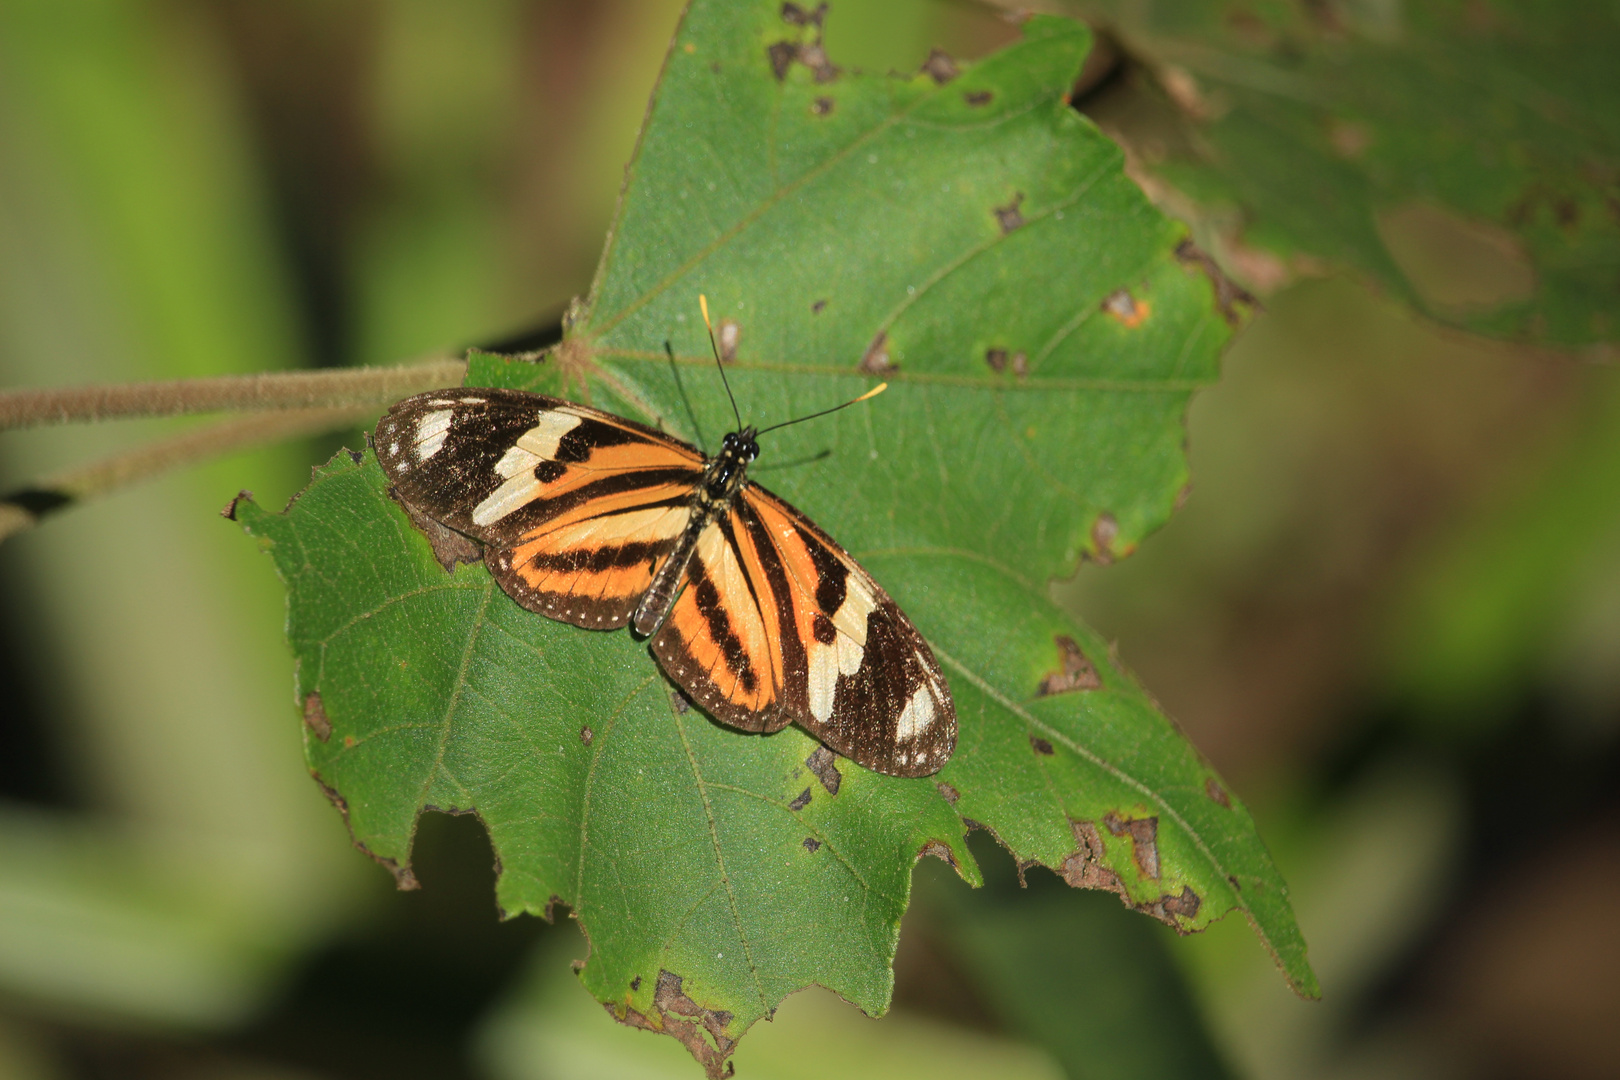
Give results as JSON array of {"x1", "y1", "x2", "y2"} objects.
[{"x1": 720, "y1": 427, "x2": 760, "y2": 461}]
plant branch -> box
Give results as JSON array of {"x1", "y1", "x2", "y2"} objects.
[
  {"x1": 0, "y1": 357, "x2": 465, "y2": 430},
  {"x1": 0, "y1": 405, "x2": 379, "y2": 543}
]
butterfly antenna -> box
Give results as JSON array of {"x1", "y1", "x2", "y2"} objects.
[
  {"x1": 757, "y1": 382, "x2": 887, "y2": 436},
  {"x1": 699, "y1": 294, "x2": 744, "y2": 433}
]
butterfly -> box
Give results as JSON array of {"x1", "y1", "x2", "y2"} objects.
[{"x1": 372, "y1": 300, "x2": 956, "y2": 778}]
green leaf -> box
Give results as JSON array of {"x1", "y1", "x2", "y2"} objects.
[
  {"x1": 1074, "y1": 0, "x2": 1620, "y2": 347},
  {"x1": 239, "y1": 3, "x2": 1314, "y2": 1072}
]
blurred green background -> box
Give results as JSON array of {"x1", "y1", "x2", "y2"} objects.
[{"x1": 1, "y1": 2, "x2": 1616, "y2": 1079}]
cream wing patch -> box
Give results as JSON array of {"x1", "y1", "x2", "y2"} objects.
[
  {"x1": 894, "y1": 677, "x2": 942, "y2": 743},
  {"x1": 515, "y1": 411, "x2": 584, "y2": 461},
  {"x1": 807, "y1": 579, "x2": 879, "y2": 724},
  {"x1": 471, "y1": 411, "x2": 583, "y2": 526},
  {"x1": 413, "y1": 409, "x2": 453, "y2": 461}
]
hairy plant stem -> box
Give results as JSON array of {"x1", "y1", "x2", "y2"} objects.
[
  {"x1": 0, "y1": 356, "x2": 465, "y2": 429},
  {"x1": 0, "y1": 404, "x2": 380, "y2": 543}
]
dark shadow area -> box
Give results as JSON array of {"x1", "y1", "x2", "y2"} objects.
[{"x1": 42, "y1": 812, "x2": 551, "y2": 1080}]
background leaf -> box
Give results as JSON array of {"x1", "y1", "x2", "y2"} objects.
[
  {"x1": 240, "y1": 2, "x2": 1314, "y2": 1070},
  {"x1": 1069, "y1": 0, "x2": 1620, "y2": 347}
]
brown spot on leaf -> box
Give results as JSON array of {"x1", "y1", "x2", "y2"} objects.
[
  {"x1": 1228, "y1": 874, "x2": 1241, "y2": 891},
  {"x1": 1091, "y1": 513, "x2": 1120, "y2": 564},
  {"x1": 1205, "y1": 777, "x2": 1231, "y2": 807},
  {"x1": 936, "y1": 782, "x2": 960, "y2": 805},
  {"x1": 580, "y1": 726, "x2": 594, "y2": 746},
  {"x1": 780, "y1": 2, "x2": 826, "y2": 26},
  {"x1": 612, "y1": 970, "x2": 737, "y2": 1079},
  {"x1": 803, "y1": 837, "x2": 821, "y2": 853},
  {"x1": 219, "y1": 489, "x2": 252, "y2": 520},
  {"x1": 788, "y1": 787, "x2": 812, "y2": 811},
  {"x1": 806, "y1": 746, "x2": 842, "y2": 794},
  {"x1": 1037, "y1": 635, "x2": 1103, "y2": 696},
  {"x1": 921, "y1": 47, "x2": 958, "y2": 84},
  {"x1": 994, "y1": 192, "x2": 1025, "y2": 233},
  {"x1": 810, "y1": 96, "x2": 834, "y2": 116},
  {"x1": 964, "y1": 89, "x2": 993, "y2": 107},
  {"x1": 1105, "y1": 811, "x2": 1161, "y2": 880},
  {"x1": 1061, "y1": 820, "x2": 1127, "y2": 892},
  {"x1": 919, "y1": 839, "x2": 957, "y2": 868},
  {"x1": 314, "y1": 776, "x2": 420, "y2": 890},
  {"x1": 859, "y1": 332, "x2": 895, "y2": 375},
  {"x1": 716, "y1": 318, "x2": 740, "y2": 364},
  {"x1": 1062, "y1": 820, "x2": 1202, "y2": 929},
  {"x1": 303, "y1": 692, "x2": 332, "y2": 741},
  {"x1": 1174, "y1": 239, "x2": 1259, "y2": 325},
  {"x1": 343, "y1": 734, "x2": 357, "y2": 748},
  {"x1": 1161, "y1": 885, "x2": 1202, "y2": 919},
  {"x1": 767, "y1": 40, "x2": 796, "y2": 80},
  {"x1": 811, "y1": 298, "x2": 827, "y2": 314},
  {"x1": 797, "y1": 43, "x2": 838, "y2": 83},
  {"x1": 986, "y1": 347, "x2": 1028, "y2": 377},
  {"x1": 631, "y1": 975, "x2": 642, "y2": 990},
  {"x1": 768, "y1": 7, "x2": 839, "y2": 86},
  {"x1": 1029, "y1": 735, "x2": 1055, "y2": 756},
  {"x1": 1102, "y1": 288, "x2": 1151, "y2": 328}
]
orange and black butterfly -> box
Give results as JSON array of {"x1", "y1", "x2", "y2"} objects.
[{"x1": 374, "y1": 300, "x2": 956, "y2": 778}]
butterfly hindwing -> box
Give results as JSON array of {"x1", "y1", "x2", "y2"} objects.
[
  {"x1": 650, "y1": 513, "x2": 795, "y2": 732},
  {"x1": 375, "y1": 389, "x2": 704, "y2": 629}
]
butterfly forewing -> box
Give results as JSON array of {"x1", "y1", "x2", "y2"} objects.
[{"x1": 375, "y1": 389, "x2": 704, "y2": 628}]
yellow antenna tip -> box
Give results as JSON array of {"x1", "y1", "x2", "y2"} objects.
[
  {"x1": 699, "y1": 294, "x2": 712, "y2": 328},
  {"x1": 856, "y1": 382, "x2": 888, "y2": 402}
]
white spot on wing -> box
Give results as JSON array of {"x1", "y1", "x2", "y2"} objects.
[
  {"x1": 514, "y1": 411, "x2": 584, "y2": 461},
  {"x1": 494, "y1": 444, "x2": 540, "y2": 478},
  {"x1": 414, "y1": 409, "x2": 453, "y2": 460},
  {"x1": 471, "y1": 413, "x2": 586, "y2": 524},
  {"x1": 895, "y1": 685, "x2": 937, "y2": 742},
  {"x1": 830, "y1": 575, "x2": 876, "y2": 646},
  {"x1": 809, "y1": 645, "x2": 837, "y2": 723},
  {"x1": 473, "y1": 474, "x2": 540, "y2": 525},
  {"x1": 835, "y1": 632, "x2": 863, "y2": 676}
]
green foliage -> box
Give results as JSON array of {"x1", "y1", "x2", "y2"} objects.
[
  {"x1": 1077, "y1": 0, "x2": 1620, "y2": 346},
  {"x1": 240, "y1": 2, "x2": 1314, "y2": 1070},
  {"x1": 915, "y1": 839, "x2": 1236, "y2": 1079}
]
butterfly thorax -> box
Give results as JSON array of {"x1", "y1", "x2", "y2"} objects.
[
  {"x1": 631, "y1": 427, "x2": 759, "y2": 638},
  {"x1": 702, "y1": 428, "x2": 760, "y2": 502}
]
